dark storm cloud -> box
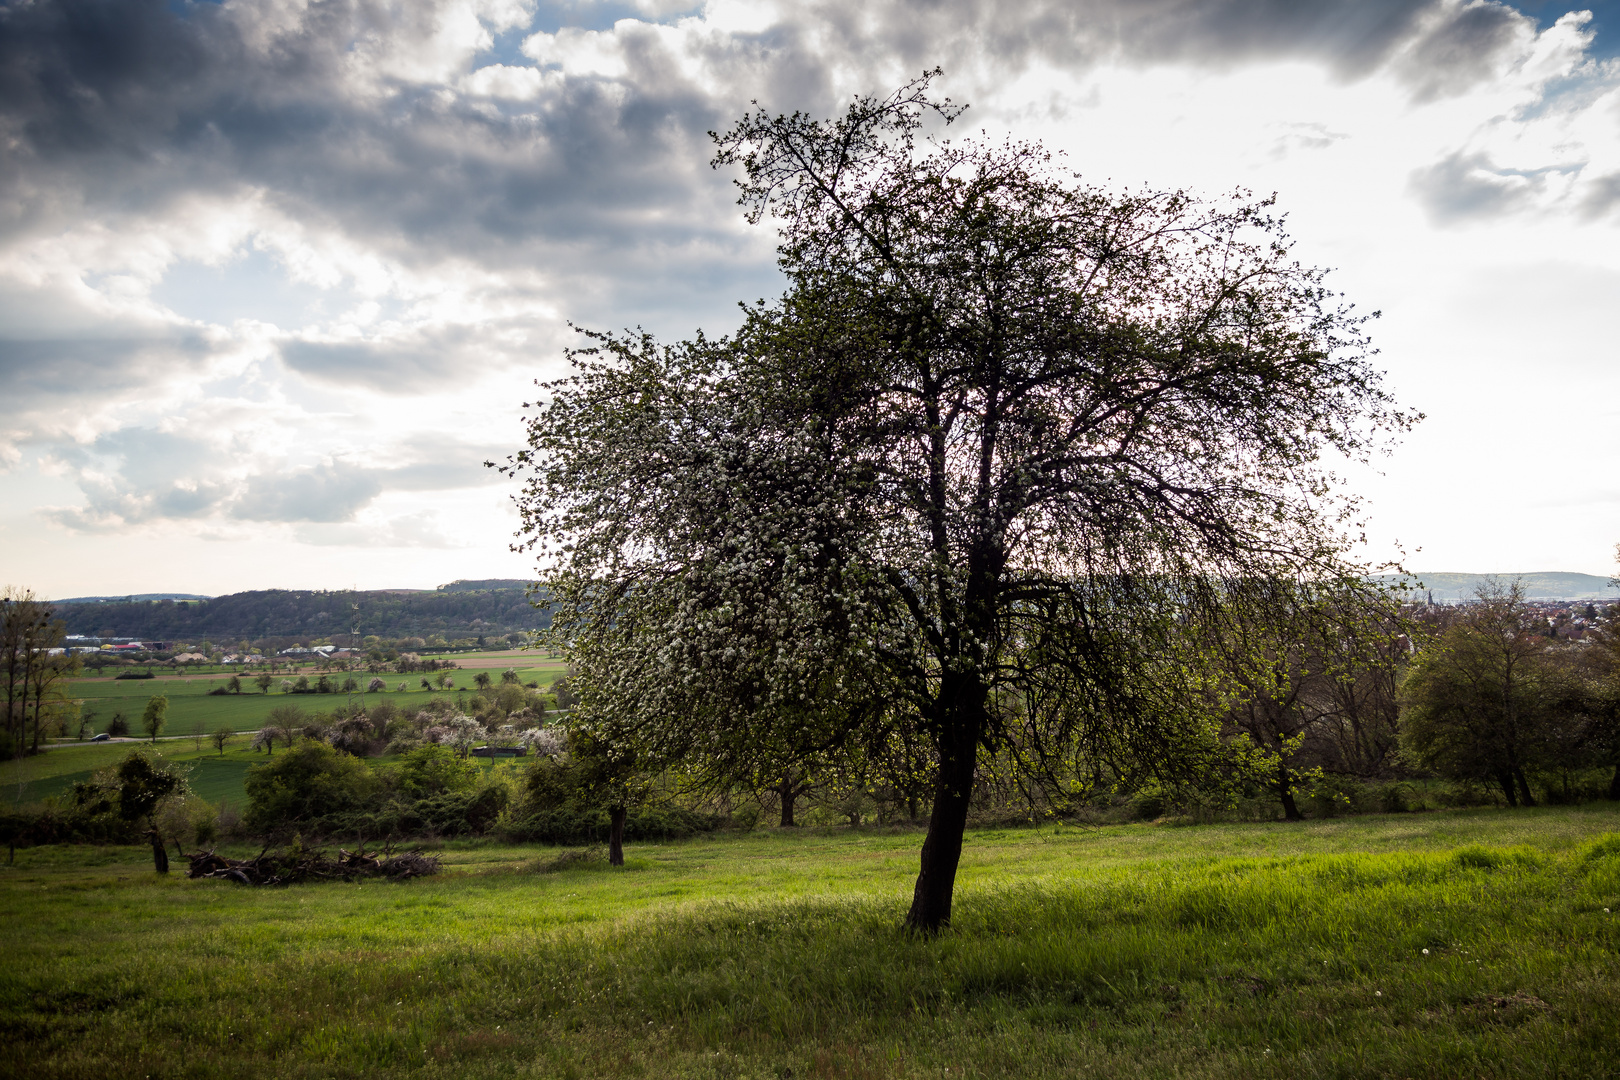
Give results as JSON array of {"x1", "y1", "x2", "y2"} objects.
[
  {"x1": 0, "y1": 0, "x2": 734, "y2": 260},
  {"x1": 1391, "y1": 0, "x2": 1531, "y2": 100},
  {"x1": 0, "y1": 0, "x2": 1541, "y2": 262}
]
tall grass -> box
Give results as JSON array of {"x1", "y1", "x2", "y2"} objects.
[{"x1": 3, "y1": 806, "x2": 1619, "y2": 1079}]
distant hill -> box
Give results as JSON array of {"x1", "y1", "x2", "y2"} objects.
[
  {"x1": 1377, "y1": 572, "x2": 1616, "y2": 601},
  {"x1": 436, "y1": 579, "x2": 534, "y2": 592},
  {"x1": 53, "y1": 593, "x2": 213, "y2": 604},
  {"x1": 53, "y1": 587, "x2": 548, "y2": 641}
]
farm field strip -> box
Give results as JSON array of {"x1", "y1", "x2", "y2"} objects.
[{"x1": 41, "y1": 666, "x2": 563, "y2": 742}]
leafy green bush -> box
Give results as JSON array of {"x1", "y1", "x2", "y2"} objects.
[
  {"x1": 417, "y1": 785, "x2": 511, "y2": 837},
  {"x1": 243, "y1": 738, "x2": 381, "y2": 836},
  {"x1": 395, "y1": 744, "x2": 481, "y2": 798}
]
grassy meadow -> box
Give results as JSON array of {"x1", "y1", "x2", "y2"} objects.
[{"x1": 4, "y1": 806, "x2": 1620, "y2": 1079}]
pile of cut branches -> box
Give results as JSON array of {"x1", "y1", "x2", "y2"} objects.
[{"x1": 186, "y1": 844, "x2": 439, "y2": 886}]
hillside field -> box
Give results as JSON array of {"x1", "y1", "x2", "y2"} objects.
[
  {"x1": 5, "y1": 656, "x2": 568, "y2": 807},
  {"x1": 67, "y1": 653, "x2": 566, "y2": 733},
  {"x1": 3, "y1": 807, "x2": 1619, "y2": 1078}
]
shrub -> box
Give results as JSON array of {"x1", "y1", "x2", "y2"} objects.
[
  {"x1": 329, "y1": 716, "x2": 377, "y2": 757},
  {"x1": 367, "y1": 700, "x2": 400, "y2": 737},
  {"x1": 499, "y1": 755, "x2": 723, "y2": 845},
  {"x1": 156, "y1": 795, "x2": 220, "y2": 850},
  {"x1": 493, "y1": 683, "x2": 533, "y2": 717},
  {"x1": 396, "y1": 744, "x2": 480, "y2": 798},
  {"x1": 243, "y1": 738, "x2": 381, "y2": 836},
  {"x1": 416, "y1": 785, "x2": 510, "y2": 836}
]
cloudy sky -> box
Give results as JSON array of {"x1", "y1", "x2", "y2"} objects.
[{"x1": 2, "y1": 0, "x2": 1618, "y2": 598}]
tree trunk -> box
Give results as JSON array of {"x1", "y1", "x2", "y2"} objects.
[
  {"x1": 1607, "y1": 764, "x2": 1620, "y2": 802},
  {"x1": 777, "y1": 776, "x2": 796, "y2": 827},
  {"x1": 608, "y1": 804, "x2": 626, "y2": 867},
  {"x1": 1278, "y1": 762, "x2": 1303, "y2": 822},
  {"x1": 1514, "y1": 767, "x2": 1535, "y2": 808},
  {"x1": 148, "y1": 827, "x2": 169, "y2": 874},
  {"x1": 906, "y1": 695, "x2": 982, "y2": 933},
  {"x1": 1496, "y1": 770, "x2": 1518, "y2": 807}
]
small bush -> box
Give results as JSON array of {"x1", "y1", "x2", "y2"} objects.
[{"x1": 156, "y1": 796, "x2": 220, "y2": 850}]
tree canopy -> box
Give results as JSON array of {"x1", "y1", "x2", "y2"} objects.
[{"x1": 500, "y1": 73, "x2": 1413, "y2": 930}]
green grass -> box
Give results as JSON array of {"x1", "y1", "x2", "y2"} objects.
[{"x1": 4, "y1": 806, "x2": 1620, "y2": 1078}]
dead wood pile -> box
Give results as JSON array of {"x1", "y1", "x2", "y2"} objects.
[{"x1": 185, "y1": 845, "x2": 440, "y2": 885}]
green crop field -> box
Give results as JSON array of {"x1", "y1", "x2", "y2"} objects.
[
  {"x1": 4, "y1": 806, "x2": 1620, "y2": 1078},
  {"x1": 51, "y1": 659, "x2": 566, "y2": 742}
]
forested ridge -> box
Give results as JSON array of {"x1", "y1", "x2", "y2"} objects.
[{"x1": 56, "y1": 586, "x2": 547, "y2": 640}]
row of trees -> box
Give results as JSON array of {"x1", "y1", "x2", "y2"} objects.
[
  {"x1": 1402, "y1": 582, "x2": 1620, "y2": 807},
  {"x1": 2, "y1": 588, "x2": 80, "y2": 759}
]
